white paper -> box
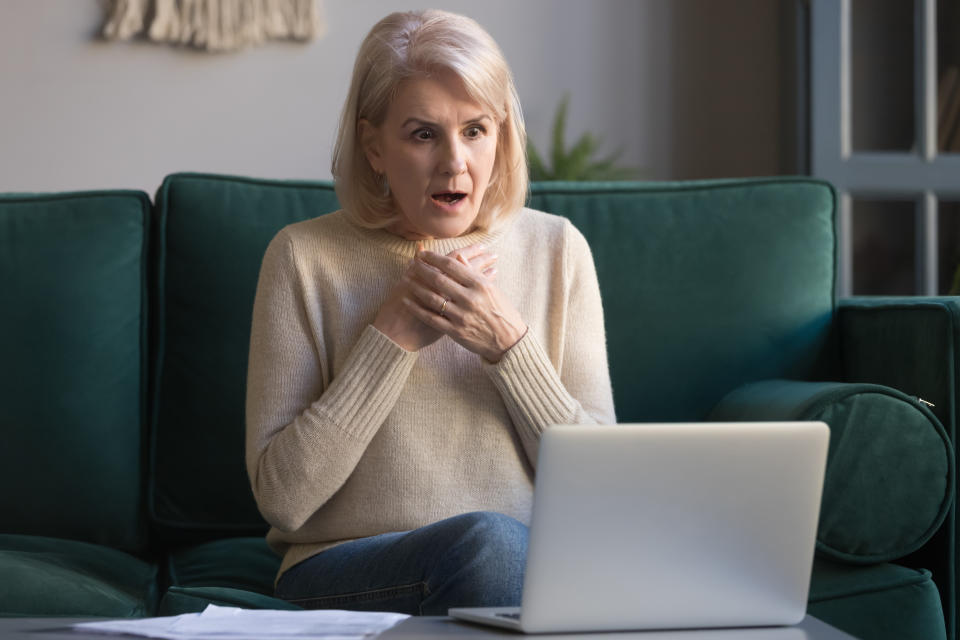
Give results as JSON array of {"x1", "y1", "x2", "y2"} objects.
[{"x1": 72, "y1": 604, "x2": 410, "y2": 640}]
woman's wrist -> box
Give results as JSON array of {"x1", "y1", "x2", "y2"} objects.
[
  {"x1": 372, "y1": 315, "x2": 419, "y2": 353},
  {"x1": 484, "y1": 323, "x2": 528, "y2": 363}
]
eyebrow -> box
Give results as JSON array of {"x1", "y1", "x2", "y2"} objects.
[{"x1": 400, "y1": 115, "x2": 493, "y2": 128}]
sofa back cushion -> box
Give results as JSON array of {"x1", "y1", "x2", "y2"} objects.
[
  {"x1": 528, "y1": 178, "x2": 838, "y2": 422},
  {"x1": 151, "y1": 174, "x2": 837, "y2": 540},
  {"x1": 151, "y1": 174, "x2": 340, "y2": 541},
  {"x1": 0, "y1": 191, "x2": 150, "y2": 552}
]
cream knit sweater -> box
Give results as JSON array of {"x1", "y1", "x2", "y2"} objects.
[{"x1": 245, "y1": 207, "x2": 616, "y2": 579}]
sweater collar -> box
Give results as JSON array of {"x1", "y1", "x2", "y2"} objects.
[{"x1": 344, "y1": 212, "x2": 514, "y2": 258}]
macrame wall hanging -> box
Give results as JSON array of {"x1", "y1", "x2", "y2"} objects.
[{"x1": 102, "y1": 0, "x2": 325, "y2": 52}]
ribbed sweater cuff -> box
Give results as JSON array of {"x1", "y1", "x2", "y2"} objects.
[
  {"x1": 320, "y1": 325, "x2": 418, "y2": 442},
  {"x1": 484, "y1": 331, "x2": 577, "y2": 439}
]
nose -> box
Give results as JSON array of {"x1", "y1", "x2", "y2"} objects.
[{"x1": 440, "y1": 139, "x2": 467, "y2": 176}]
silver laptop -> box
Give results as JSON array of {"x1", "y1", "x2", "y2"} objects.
[{"x1": 449, "y1": 422, "x2": 830, "y2": 634}]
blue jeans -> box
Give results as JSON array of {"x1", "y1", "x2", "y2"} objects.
[{"x1": 274, "y1": 511, "x2": 528, "y2": 615}]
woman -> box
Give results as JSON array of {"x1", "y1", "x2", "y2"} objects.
[{"x1": 246, "y1": 9, "x2": 615, "y2": 615}]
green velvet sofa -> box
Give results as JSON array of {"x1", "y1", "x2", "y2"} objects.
[{"x1": 1, "y1": 173, "x2": 957, "y2": 640}]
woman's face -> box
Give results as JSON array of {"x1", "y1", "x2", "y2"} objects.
[{"x1": 362, "y1": 71, "x2": 498, "y2": 239}]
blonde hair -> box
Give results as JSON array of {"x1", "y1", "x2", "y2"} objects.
[{"x1": 331, "y1": 10, "x2": 528, "y2": 231}]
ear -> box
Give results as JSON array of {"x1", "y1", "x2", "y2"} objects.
[{"x1": 358, "y1": 119, "x2": 383, "y2": 174}]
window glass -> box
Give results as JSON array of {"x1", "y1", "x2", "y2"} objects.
[
  {"x1": 852, "y1": 198, "x2": 916, "y2": 295},
  {"x1": 938, "y1": 0, "x2": 960, "y2": 153},
  {"x1": 851, "y1": 0, "x2": 915, "y2": 152},
  {"x1": 939, "y1": 200, "x2": 960, "y2": 293}
]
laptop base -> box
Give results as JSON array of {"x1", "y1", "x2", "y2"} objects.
[{"x1": 448, "y1": 607, "x2": 523, "y2": 631}]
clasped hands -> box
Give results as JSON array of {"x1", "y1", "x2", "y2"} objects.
[{"x1": 373, "y1": 243, "x2": 527, "y2": 363}]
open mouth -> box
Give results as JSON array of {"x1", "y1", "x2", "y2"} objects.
[{"x1": 431, "y1": 191, "x2": 467, "y2": 205}]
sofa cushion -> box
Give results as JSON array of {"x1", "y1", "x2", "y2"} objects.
[
  {"x1": 165, "y1": 537, "x2": 281, "y2": 595},
  {"x1": 0, "y1": 191, "x2": 149, "y2": 552},
  {"x1": 709, "y1": 379, "x2": 953, "y2": 564},
  {"x1": 150, "y1": 174, "x2": 341, "y2": 541},
  {"x1": 159, "y1": 586, "x2": 300, "y2": 615},
  {"x1": 160, "y1": 536, "x2": 293, "y2": 616},
  {"x1": 808, "y1": 558, "x2": 946, "y2": 640},
  {"x1": 528, "y1": 178, "x2": 838, "y2": 423},
  {"x1": 0, "y1": 534, "x2": 158, "y2": 617}
]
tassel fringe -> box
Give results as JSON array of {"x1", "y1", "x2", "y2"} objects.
[{"x1": 102, "y1": 0, "x2": 325, "y2": 51}]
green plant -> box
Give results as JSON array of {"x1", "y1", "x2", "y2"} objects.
[{"x1": 527, "y1": 94, "x2": 639, "y2": 181}]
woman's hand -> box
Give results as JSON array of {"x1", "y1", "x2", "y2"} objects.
[
  {"x1": 373, "y1": 244, "x2": 497, "y2": 352},
  {"x1": 402, "y1": 247, "x2": 527, "y2": 363}
]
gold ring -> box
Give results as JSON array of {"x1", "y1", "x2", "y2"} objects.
[{"x1": 439, "y1": 299, "x2": 448, "y2": 316}]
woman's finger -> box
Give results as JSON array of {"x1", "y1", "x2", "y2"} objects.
[
  {"x1": 454, "y1": 245, "x2": 497, "y2": 276},
  {"x1": 405, "y1": 273, "x2": 456, "y2": 317},
  {"x1": 402, "y1": 296, "x2": 453, "y2": 331},
  {"x1": 448, "y1": 244, "x2": 486, "y2": 263},
  {"x1": 409, "y1": 256, "x2": 471, "y2": 303},
  {"x1": 416, "y1": 249, "x2": 479, "y2": 288},
  {"x1": 468, "y1": 251, "x2": 497, "y2": 274}
]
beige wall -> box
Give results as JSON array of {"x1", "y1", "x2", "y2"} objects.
[{"x1": 0, "y1": 0, "x2": 793, "y2": 195}]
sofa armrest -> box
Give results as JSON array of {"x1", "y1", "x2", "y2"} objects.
[
  {"x1": 837, "y1": 297, "x2": 960, "y2": 437},
  {"x1": 709, "y1": 379, "x2": 953, "y2": 564},
  {"x1": 837, "y1": 297, "x2": 960, "y2": 635}
]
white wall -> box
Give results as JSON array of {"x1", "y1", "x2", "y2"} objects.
[{"x1": 0, "y1": 0, "x2": 790, "y2": 195}]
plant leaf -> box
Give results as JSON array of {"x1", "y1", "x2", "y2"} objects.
[
  {"x1": 527, "y1": 141, "x2": 550, "y2": 181},
  {"x1": 529, "y1": 93, "x2": 642, "y2": 181},
  {"x1": 561, "y1": 133, "x2": 598, "y2": 180}
]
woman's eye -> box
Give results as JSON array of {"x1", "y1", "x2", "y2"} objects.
[
  {"x1": 413, "y1": 129, "x2": 434, "y2": 141},
  {"x1": 465, "y1": 126, "x2": 484, "y2": 139}
]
